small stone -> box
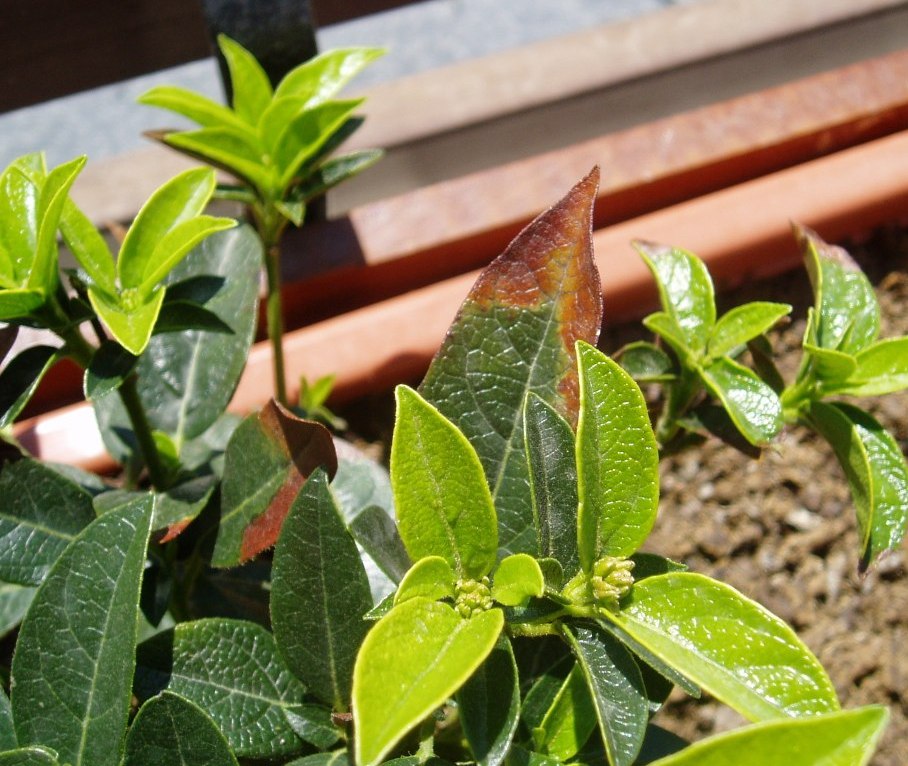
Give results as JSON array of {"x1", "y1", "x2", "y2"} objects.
[{"x1": 785, "y1": 507, "x2": 821, "y2": 532}]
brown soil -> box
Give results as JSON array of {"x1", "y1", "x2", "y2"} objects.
[{"x1": 623, "y1": 225, "x2": 908, "y2": 764}]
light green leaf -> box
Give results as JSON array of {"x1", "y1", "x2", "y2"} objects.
[
  {"x1": 275, "y1": 47, "x2": 385, "y2": 106},
  {"x1": 0, "y1": 582, "x2": 36, "y2": 639},
  {"x1": 139, "y1": 214, "x2": 236, "y2": 292},
  {"x1": 492, "y1": 553, "x2": 544, "y2": 606},
  {"x1": 117, "y1": 167, "x2": 218, "y2": 289},
  {"x1": 160, "y1": 129, "x2": 275, "y2": 194},
  {"x1": 608, "y1": 572, "x2": 839, "y2": 721},
  {"x1": 563, "y1": 624, "x2": 648, "y2": 766},
  {"x1": 138, "y1": 84, "x2": 254, "y2": 135},
  {"x1": 275, "y1": 99, "x2": 364, "y2": 189},
  {"x1": 615, "y1": 341, "x2": 675, "y2": 382},
  {"x1": 808, "y1": 402, "x2": 908, "y2": 570},
  {"x1": 708, "y1": 302, "x2": 791, "y2": 359},
  {"x1": 28, "y1": 156, "x2": 86, "y2": 294},
  {"x1": 0, "y1": 345, "x2": 57, "y2": 428},
  {"x1": 60, "y1": 199, "x2": 116, "y2": 294},
  {"x1": 576, "y1": 342, "x2": 658, "y2": 568},
  {"x1": 134, "y1": 619, "x2": 308, "y2": 758},
  {"x1": 0, "y1": 159, "x2": 40, "y2": 280},
  {"x1": 826, "y1": 337, "x2": 908, "y2": 396},
  {"x1": 124, "y1": 692, "x2": 239, "y2": 766},
  {"x1": 88, "y1": 284, "x2": 166, "y2": 356},
  {"x1": 353, "y1": 599, "x2": 503, "y2": 766},
  {"x1": 395, "y1": 556, "x2": 456, "y2": 605},
  {"x1": 641, "y1": 312, "x2": 689, "y2": 359},
  {"x1": 0, "y1": 290, "x2": 45, "y2": 320},
  {"x1": 699, "y1": 356, "x2": 782, "y2": 446},
  {"x1": 11, "y1": 495, "x2": 154, "y2": 766},
  {"x1": 348, "y1": 506, "x2": 412, "y2": 585},
  {"x1": 271, "y1": 470, "x2": 373, "y2": 709},
  {"x1": 533, "y1": 663, "x2": 597, "y2": 760},
  {"x1": 391, "y1": 386, "x2": 497, "y2": 579},
  {"x1": 0, "y1": 458, "x2": 95, "y2": 585},
  {"x1": 798, "y1": 224, "x2": 879, "y2": 353},
  {"x1": 646, "y1": 706, "x2": 887, "y2": 766},
  {"x1": 523, "y1": 394, "x2": 580, "y2": 576},
  {"x1": 457, "y1": 636, "x2": 520, "y2": 766},
  {"x1": 0, "y1": 748, "x2": 60, "y2": 765},
  {"x1": 419, "y1": 172, "x2": 601, "y2": 559},
  {"x1": 218, "y1": 35, "x2": 273, "y2": 124},
  {"x1": 635, "y1": 241, "x2": 715, "y2": 353},
  {"x1": 803, "y1": 343, "x2": 857, "y2": 384}
]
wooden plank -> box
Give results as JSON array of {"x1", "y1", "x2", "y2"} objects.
[{"x1": 0, "y1": 0, "x2": 426, "y2": 112}]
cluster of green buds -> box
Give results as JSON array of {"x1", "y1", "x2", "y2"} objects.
[
  {"x1": 454, "y1": 577, "x2": 493, "y2": 619},
  {"x1": 590, "y1": 556, "x2": 635, "y2": 611}
]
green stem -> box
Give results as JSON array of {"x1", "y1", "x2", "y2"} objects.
[
  {"x1": 263, "y1": 240, "x2": 288, "y2": 406},
  {"x1": 654, "y1": 371, "x2": 699, "y2": 446}
]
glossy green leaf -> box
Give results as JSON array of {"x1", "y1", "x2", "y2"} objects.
[
  {"x1": 283, "y1": 705, "x2": 341, "y2": 749},
  {"x1": 0, "y1": 748, "x2": 59, "y2": 766},
  {"x1": 492, "y1": 553, "x2": 544, "y2": 606},
  {"x1": 646, "y1": 706, "x2": 887, "y2": 766},
  {"x1": 0, "y1": 582, "x2": 35, "y2": 638},
  {"x1": 292, "y1": 149, "x2": 383, "y2": 203},
  {"x1": 353, "y1": 599, "x2": 503, "y2": 766},
  {"x1": 139, "y1": 215, "x2": 236, "y2": 292},
  {"x1": 28, "y1": 156, "x2": 86, "y2": 294},
  {"x1": 808, "y1": 401, "x2": 908, "y2": 570},
  {"x1": 152, "y1": 300, "x2": 232, "y2": 335},
  {"x1": 615, "y1": 341, "x2": 675, "y2": 382},
  {"x1": 523, "y1": 394, "x2": 580, "y2": 576},
  {"x1": 84, "y1": 341, "x2": 137, "y2": 400},
  {"x1": 118, "y1": 167, "x2": 220, "y2": 289},
  {"x1": 641, "y1": 312, "x2": 689, "y2": 360},
  {"x1": 0, "y1": 458, "x2": 95, "y2": 585},
  {"x1": 349, "y1": 506, "x2": 412, "y2": 584},
  {"x1": 797, "y1": 224, "x2": 879, "y2": 353},
  {"x1": 0, "y1": 688, "x2": 14, "y2": 750},
  {"x1": 699, "y1": 356, "x2": 782, "y2": 446},
  {"x1": 285, "y1": 752, "x2": 350, "y2": 766},
  {"x1": 89, "y1": 284, "x2": 166, "y2": 356},
  {"x1": 60, "y1": 200, "x2": 116, "y2": 294},
  {"x1": 159, "y1": 129, "x2": 275, "y2": 194},
  {"x1": 124, "y1": 692, "x2": 239, "y2": 766},
  {"x1": 271, "y1": 470, "x2": 373, "y2": 708},
  {"x1": 214, "y1": 400, "x2": 337, "y2": 566},
  {"x1": 635, "y1": 241, "x2": 715, "y2": 353},
  {"x1": 609, "y1": 572, "x2": 839, "y2": 720},
  {"x1": 0, "y1": 158, "x2": 41, "y2": 280},
  {"x1": 563, "y1": 623, "x2": 648, "y2": 766},
  {"x1": 138, "y1": 84, "x2": 254, "y2": 135},
  {"x1": 420, "y1": 171, "x2": 601, "y2": 558},
  {"x1": 94, "y1": 226, "x2": 260, "y2": 461},
  {"x1": 826, "y1": 337, "x2": 908, "y2": 396},
  {"x1": 533, "y1": 663, "x2": 597, "y2": 760},
  {"x1": 276, "y1": 99, "x2": 364, "y2": 189},
  {"x1": 803, "y1": 343, "x2": 857, "y2": 384},
  {"x1": 135, "y1": 618, "x2": 308, "y2": 758},
  {"x1": 458, "y1": 636, "x2": 520, "y2": 766},
  {"x1": 629, "y1": 553, "x2": 686, "y2": 580},
  {"x1": 395, "y1": 556, "x2": 456, "y2": 604},
  {"x1": 0, "y1": 345, "x2": 57, "y2": 428},
  {"x1": 275, "y1": 47, "x2": 385, "y2": 106},
  {"x1": 11, "y1": 495, "x2": 154, "y2": 766},
  {"x1": 708, "y1": 302, "x2": 791, "y2": 359},
  {"x1": 391, "y1": 385, "x2": 497, "y2": 579},
  {"x1": 576, "y1": 342, "x2": 659, "y2": 567},
  {"x1": 0, "y1": 290, "x2": 44, "y2": 321},
  {"x1": 218, "y1": 35, "x2": 273, "y2": 124}
]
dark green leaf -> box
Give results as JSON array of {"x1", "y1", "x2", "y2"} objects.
[
  {"x1": 0, "y1": 458, "x2": 95, "y2": 585},
  {"x1": 635, "y1": 241, "x2": 715, "y2": 353},
  {"x1": 699, "y1": 356, "x2": 782, "y2": 446},
  {"x1": 678, "y1": 403, "x2": 762, "y2": 459},
  {"x1": 808, "y1": 402, "x2": 908, "y2": 570},
  {"x1": 635, "y1": 725, "x2": 688, "y2": 765},
  {"x1": 0, "y1": 688, "x2": 15, "y2": 750},
  {"x1": 271, "y1": 470, "x2": 373, "y2": 708},
  {"x1": 293, "y1": 150, "x2": 383, "y2": 204},
  {"x1": 285, "y1": 752, "x2": 350, "y2": 766},
  {"x1": 609, "y1": 572, "x2": 839, "y2": 720},
  {"x1": 135, "y1": 618, "x2": 308, "y2": 758},
  {"x1": 391, "y1": 386, "x2": 497, "y2": 579},
  {"x1": 124, "y1": 692, "x2": 239, "y2": 766},
  {"x1": 532, "y1": 663, "x2": 597, "y2": 760},
  {"x1": 563, "y1": 624, "x2": 647, "y2": 766},
  {"x1": 458, "y1": 636, "x2": 520, "y2": 766},
  {"x1": 11, "y1": 495, "x2": 154, "y2": 766},
  {"x1": 628, "y1": 553, "x2": 686, "y2": 581},
  {"x1": 0, "y1": 748, "x2": 59, "y2": 766},
  {"x1": 349, "y1": 506, "x2": 411, "y2": 584},
  {"x1": 152, "y1": 300, "x2": 233, "y2": 334},
  {"x1": 84, "y1": 341, "x2": 137, "y2": 400},
  {"x1": 524, "y1": 394, "x2": 580, "y2": 576},
  {"x1": 643, "y1": 706, "x2": 887, "y2": 766},
  {"x1": 331, "y1": 438, "x2": 394, "y2": 522},
  {"x1": 213, "y1": 401, "x2": 337, "y2": 566},
  {"x1": 576, "y1": 342, "x2": 659, "y2": 566},
  {"x1": 0, "y1": 345, "x2": 57, "y2": 429},
  {"x1": 419, "y1": 171, "x2": 601, "y2": 558},
  {"x1": 615, "y1": 341, "x2": 675, "y2": 382},
  {"x1": 284, "y1": 705, "x2": 341, "y2": 749}
]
